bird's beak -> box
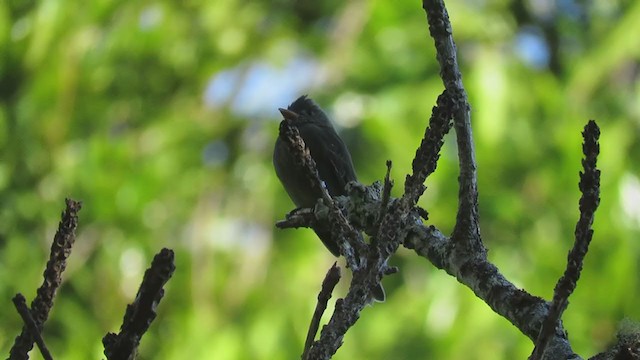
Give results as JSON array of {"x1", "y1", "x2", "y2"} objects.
[{"x1": 279, "y1": 108, "x2": 299, "y2": 121}]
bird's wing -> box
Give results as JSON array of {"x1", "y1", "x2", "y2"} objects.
[{"x1": 298, "y1": 123, "x2": 357, "y2": 197}]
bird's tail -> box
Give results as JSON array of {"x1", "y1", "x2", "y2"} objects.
[
  {"x1": 313, "y1": 226, "x2": 342, "y2": 257},
  {"x1": 314, "y1": 226, "x2": 386, "y2": 303},
  {"x1": 371, "y1": 282, "x2": 386, "y2": 302}
]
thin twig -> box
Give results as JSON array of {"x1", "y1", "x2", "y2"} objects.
[
  {"x1": 381, "y1": 160, "x2": 393, "y2": 214},
  {"x1": 403, "y1": 90, "x2": 454, "y2": 206},
  {"x1": 103, "y1": 248, "x2": 176, "y2": 360},
  {"x1": 276, "y1": 207, "x2": 316, "y2": 229},
  {"x1": 9, "y1": 198, "x2": 82, "y2": 360},
  {"x1": 12, "y1": 294, "x2": 54, "y2": 360},
  {"x1": 373, "y1": 161, "x2": 394, "y2": 243},
  {"x1": 302, "y1": 263, "x2": 341, "y2": 360},
  {"x1": 530, "y1": 121, "x2": 600, "y2": 360}
]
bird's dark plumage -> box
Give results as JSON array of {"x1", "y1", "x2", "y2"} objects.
[{"x1": 273, "y1": 95, "x2": 385, "y2": 302}]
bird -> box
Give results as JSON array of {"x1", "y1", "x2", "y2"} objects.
[{"x1": 273, "y1": 95, "x2": 385, "y2": 302}]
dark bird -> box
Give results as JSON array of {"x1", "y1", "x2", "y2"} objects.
[{"x1": 273, "y1": 95, "x2": 385, "y2": 302}]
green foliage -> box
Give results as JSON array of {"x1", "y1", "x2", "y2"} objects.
[{"x1": 1, "y1": 0, "x2": 639, "y2": 359}]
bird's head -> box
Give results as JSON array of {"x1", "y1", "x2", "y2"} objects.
[{"x1": 278, "y1": 95, "x2": 332, "y2": 127}]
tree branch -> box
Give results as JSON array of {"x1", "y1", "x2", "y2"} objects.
[
  {"x1": 12, "y1": 294, "x2": 54, "y2": 360},
  {"x1": 9, "y1": 198, "x2": 82, "y2": 360},
  {"x1": 103, "y1": 248, "x2": 176, "y2": 360},
  {"x1": 302, "y1": 263, "x2": 341, "y2": 360},
  {"x1": 403, "y1": 90, "x2": 455, "y2": 206},
  {"x1": 299, "y1": 188, "x2": 580, "y2": 359},
  {"x1": 423, "y1": 0, "x2": 483, "y2": 253},
  {"x1": 279, "y1": 2, "x2": 609, "y2": 359},
  {"x1": 296, "y1": 86, "x2": 459, "y2": 357},
  {"x1": 531, "y1": 121, "x2": 601, "y2": 360}
]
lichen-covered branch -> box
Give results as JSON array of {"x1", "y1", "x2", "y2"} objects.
[
  {"x1": 9, "y1": 198, "x2": 82, "y2": 360},
  {"x1": 298, "y1": 190, "x2": 579, "y2": 359},
  {"x1": 11, "y1": 294, "x2": 54, "y2": 360},
  {"x1": 403, "y1": 91, "x2": 454, "y2": 205},
  {"x1": 531, "y1": 121, "x2": 601, "y2": 360},
  {"x1": 302, "y1": 263, "x2": 342, "y2": 360},
  {"x1": 103, "y1": 248, "x2": 176, "y2": 360},
  {"x1": 422, "y1": 0, "x2": 482, "y2": 254}
]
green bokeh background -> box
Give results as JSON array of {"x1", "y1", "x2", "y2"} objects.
[{"x1": 1, "y1": 0, "x2": 639, "y2": 359}]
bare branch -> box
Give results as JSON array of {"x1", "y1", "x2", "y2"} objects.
[
  {"x1": 12, "y1": 294, "x2": 54, "y2": 360},
  {"x1": 9, "y1": 198, "x2": 82, "y2": 360},
  {"x1": 282, "y1": 6, "x2": 473, "y2": 357},
  {"x1": 276, "y1": 207, "x2": 317, "y2": 229},
  {"x1": 405, "y1": 216, "x2": 580, "y2": 359},
  {"x1": 305, "y1": 278, "x2": 370, "y2": 359},
  {"x1": 403, "y1": 91, "x2": 455, "y2": 206},
  {"x1": 277, "y1": 2, "x2": 608, "y2": 359},
  {"x1": 422, "y1": 0, "x2": 482, "y2": 252},
  {"x1": 531, "y1": 121, "x2": 601, "y2": 360},
  {"x1": 303, "y1": 263, "x2": 341, "y2": 360},
  {"x1": 306, "y1": 188, "x2": 580, "y2": 359},
  {"x1": 379, "y1": 160, "x2": 393, "y2": 222},
  {"x1": 103, "y1": 248, "x2": 176, "y2": 360}
]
